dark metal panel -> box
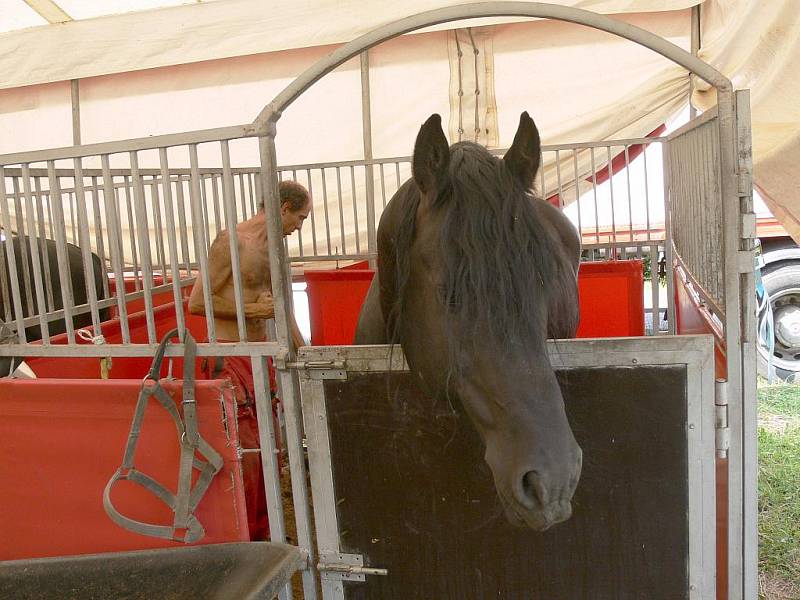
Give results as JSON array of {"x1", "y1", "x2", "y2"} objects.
[{"x1": 323, "y1": 365, "x2": 689, "y2": 600}]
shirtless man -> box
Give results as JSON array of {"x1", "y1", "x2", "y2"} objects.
[
  {"x1": 188, "y1": 180, "x2": 310, "y2": 347},
  {"x1": 188, "y1": 179, "x2": 311, "y2": 540}
]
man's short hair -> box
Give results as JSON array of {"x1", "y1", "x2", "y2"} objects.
[{"x1": 258, "y1": 180, "x2": 310, "y2": 212}]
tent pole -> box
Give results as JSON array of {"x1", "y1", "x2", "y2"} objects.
[
  {"x1": 71, "y1": 79, "x2": 81, "y2": 146},
  {"x1": 689, "y1": 5, "x2": 701, "y2": 120}
]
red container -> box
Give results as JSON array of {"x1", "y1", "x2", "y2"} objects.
[
  {"x1": 305, "y1": 269, "x2": 375, "y2": 345},
  {"x1": 304, "y1": 260, "x2": 646, "y2": 345},
  {"x1": 575, "y1": 260, "x2": 645, "y2": 338},
  {"x1": 0, "y1": 378, "x2": 248, "y2": 560}
]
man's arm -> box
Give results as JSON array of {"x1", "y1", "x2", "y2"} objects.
[{"x1": 188, "y1": 233, "x2": 273, "y2": 319}]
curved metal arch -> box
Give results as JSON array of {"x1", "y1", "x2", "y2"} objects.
[{"x1": 253, "y1": 1, "x2": 731, "y2": 131}]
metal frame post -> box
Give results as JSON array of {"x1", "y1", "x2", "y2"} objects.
[
  {"x1": 258, "y1": 129, "x2": 318, "y2": 600},
  {"x1": 360, "y1": 51, "x2": 378, "y2": 268}
]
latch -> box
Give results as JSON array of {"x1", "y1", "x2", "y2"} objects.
[
  {"x1": 317, "y1": 552, "x2": 388, "y2": 582},
  {"x1": 286, "y1": 359, "x2": 347, "y2": 380},
  {"x1": 715, "y1": 379, "x2": 729, "y2": 459}
]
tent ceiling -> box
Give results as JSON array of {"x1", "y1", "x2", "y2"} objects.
[
  {"x1": 0, "y1": 0, "x2": 214, "y2": 32},
  {"x1": 0, "y1": 0, "x2": 700, "y2": 90}
]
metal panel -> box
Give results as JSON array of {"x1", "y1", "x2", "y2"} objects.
[{"x1": 299, "y1": 336, "x2": 716, "y2": 599}]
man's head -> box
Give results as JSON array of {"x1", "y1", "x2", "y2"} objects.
[{"x1": 259, "y1": 180, "x2": 311, "y2": 236}]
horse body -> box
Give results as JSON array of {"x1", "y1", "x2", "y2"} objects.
[
  {"x1": 1, "y1": 236, "x2": 109, "y2": 375},
  {"x1": 355, "y1": 113, "x2": 582, "y2": 531}
]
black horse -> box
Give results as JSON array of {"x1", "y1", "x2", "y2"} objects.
[
  {"x1": 355, "y1": 113, "x2": 582, "y2": 531},
  {"x1": 0, "y1": 236, "x2": 109, "y2": 375}
]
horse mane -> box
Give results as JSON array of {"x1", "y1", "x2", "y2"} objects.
[{"x1": 390, "y1": 142, "x2": 577, "y2": 367}]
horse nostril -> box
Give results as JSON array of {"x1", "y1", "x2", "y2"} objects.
[{"x1": 519, "y1": 471, "x2": 548, "y2": 509}]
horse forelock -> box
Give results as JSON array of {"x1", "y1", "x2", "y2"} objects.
[{"x1": 389, "y1": 142, "x2": 576, "y2": 365}]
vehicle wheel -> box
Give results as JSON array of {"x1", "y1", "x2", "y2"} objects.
[{"x1": 758, "y1": 262, "x2": 800, "y2": 382}]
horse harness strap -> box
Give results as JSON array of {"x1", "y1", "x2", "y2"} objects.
[{"x1": 103, "y1": 329, "x2": 224, "y2": 543}]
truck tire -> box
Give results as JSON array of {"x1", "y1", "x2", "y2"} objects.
[{"x1": 758, "y1": 261, "x2": 800, "y2": 382}]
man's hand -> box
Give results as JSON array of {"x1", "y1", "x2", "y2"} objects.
[{"x1": 251, "y1": 291, "x2": 275, "y2": 320}]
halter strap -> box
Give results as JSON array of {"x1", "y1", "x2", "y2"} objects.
[{"x1": 103, "y1": 328, "x2": 224, "y2": 543}]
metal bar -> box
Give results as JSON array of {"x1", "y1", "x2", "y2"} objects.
[
  {"x1": 250, "y1": 355, "x2": 288, "y2": 550},
  {"x1": 174, "y1": 176, "x2": 192, "y2": 275},
  {"x1": 624, "y1": 145, "x2": 634, "y2": 240},
  {"x1": 650, "y1": 244, "x2": 659, "y2": 336},
  {"x1": 71, "y1": 158, "x2": 102, "y2": 334},
  {"x1": 0, "y1": 341, "x2": 281, "y2": 358},
  {"x1": 0, "y1": 125, "x2": 255, "y2": 166},
  {"x1": 149, "y1": 177, "x2": 168, "y2": 279},
  {"x1": 663, "y1": 141, "x2": 676, "y2": 335},
  {"x1": 0, "y1": 187, "x2": 13, "y2": 324},
  {"x1": 248, "y1": 172, "x2": 257, "y2": 217},
  {"x1": 378, "y1": 163, "x2": 387, "y2": 209},
  {"x1": 0, "y1": 168, "x2": 28, "y2": 343},
  {"x1": 288, "y1": 253, "x2": 377, "y2": 264},
  {"x1": 21, "y1": 165, "x2": 50, "y2": 342},
  {"x1": 123, "y1": 176, "x2": 140, "y2": 291},
  {"x1": 130, "y1": 152, "x2": 157, "y2": 343},
  {"x1": 350, "y1": 166, "x2": 360, "y2": 255},
  {"x1": 101, "y1": 156, "x2": 131, "y2": 344},
  {"x1": 306, "y1": 169, "x2": 318, "y2": 256},
  {"x1": 258, "y1": 133, "x2": 317, "y2": 600},
  {"x1": 572, "y1": 150, "x2": 582, "y2": 234},
  {"x1": 238, "y1": 173, "x2": 248, "y2": 221},
  {"x1": 45, "y1": 186, "x2": 54, "y2": 240},
  {"x1": 320, "y1": 169, "x2": 332, "y2": 255},
  {"x1": 13, "y1": 279, "x2": 195, "y2": 330},
  {"x1": 220, "y1": 140, "x2": 247, "y2": 341},
  {"x1": 735, "y1": 88, "x2": 757, "y2": 600},
  {"x1": 287, "y1": 170, "x2": 303, "y2": 258},
  {"x1": 33, "y1": 176, "x2": 55, "y2": 311},
  {"x1": 189, "y1": 145, "x2": 216, "y2": 343},
  {"x1": 590, "y1": 148, "x2": 600, "y2": 243},
  {"x1": 211, "y1": 174, "x2": 222, "y2": 238},
  {"x1": 46, "y1": 162, "x2": 76, "y2": 343},
  {"x1": 90, "y1": 176, "x2": 110, "y2": 299},
  {"x1": 12, "y1": 177, "x2": 35, "y2": 312},
  {"x1": 335, "y1": 167, "x2": 346, "y2": 256},
  {"x1": 158, "y1": 148, "x2": 186, "y2": 334},
  {"x1": 68, "y1": 190, "x2": 77, "y2": 244},
  {"x1": 360, "y1": 51, "x2": 377, "y2": 268},
  {"x1": 607, "y1": 146, "x2": 616, "y2": 247},
  {"x1": 555, "y1": 150, "x2": 564, "y2": 209}
]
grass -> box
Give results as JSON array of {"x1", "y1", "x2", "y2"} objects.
[{"x1": 758, "y1": 380, "x2": 800, "y2": 599}]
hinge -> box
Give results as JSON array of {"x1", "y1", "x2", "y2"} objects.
[
  {"x1": 317, "y1": 552, "x2": 388, "y2": 582},
  {"x1": 715, "y1": 379, "x2": 729, "y2": 459},
  {"x1": 737, "y1": 249, "x2": 755, "y2": 274},
  {"x1": 287, "y1": 359, "x2": 347, "y2": 380},
  {"x1": 737, "y1": 168, "x2": 752, "y2": 197},
  {"x1": 741, "y1": 212, "x2": 757, "y2": 240}
]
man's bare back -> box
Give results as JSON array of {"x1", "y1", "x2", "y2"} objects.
[{"x1": 189, "y1": 182, "x2": 310, "y2": 346}]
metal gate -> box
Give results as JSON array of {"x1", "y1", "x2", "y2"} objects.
[
  {"x1": 298, "y1": 337, "x2": 716, "y2": 599},
  {"x1": 665, "y1": 89, "x2": 756, "y2": 600}
]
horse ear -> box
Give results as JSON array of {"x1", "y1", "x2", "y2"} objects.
[
  {"x1": 503, "y1": 111, "x2": 541, "y2": 187},
  {"x1": 412, "y1": 114, "x2": 450, "y2": 195}
]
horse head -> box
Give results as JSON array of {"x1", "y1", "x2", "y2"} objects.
[{"x1": 367, "y1": 112, "x2": 582, "y2": 531}]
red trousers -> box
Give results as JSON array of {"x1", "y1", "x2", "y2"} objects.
[{"x1": 202, "y1": 353, "x2": 279, "y2": 541}]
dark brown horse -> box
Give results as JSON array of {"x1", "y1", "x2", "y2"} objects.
[
  {"x1": 355, "y1": 112, "x2": 582, "y2": 531},
  {"x1": 0, "y1": 236, "x2": 109, "y2": 375}
]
